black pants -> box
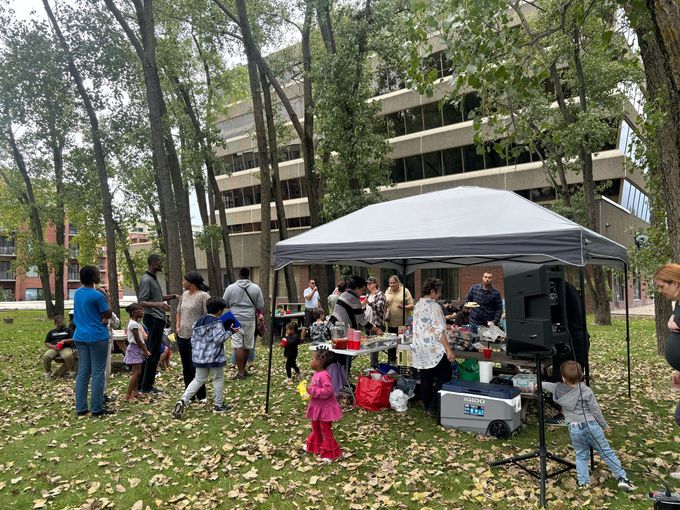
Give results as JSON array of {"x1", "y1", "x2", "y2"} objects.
[
  {"x1": 140, "y1": 315, "x2": 165, "y2": 391},
  {"x1": 285, "y1": 355, "x2": 300, "y2": 379},
  {"x1": 419, "y1": 354, "x2": 452, "y2": 414},
  {"x1": 176, "y1": 336, "x2": 206, "y2": 400},
  {"x1": 675, "y1": 399, "x2": 680, "y2": 427},
  {"x1": 387, "y1": 326, "x2": 400, "y2": 363}
]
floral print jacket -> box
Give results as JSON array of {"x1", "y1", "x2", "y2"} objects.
[{"x1": 412, "y1": 297, "x2": 446, "y2": 369}]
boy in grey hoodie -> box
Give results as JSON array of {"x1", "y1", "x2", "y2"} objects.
[{"x1": 543, "y1": 361, "x2": 633, "y2": 491}]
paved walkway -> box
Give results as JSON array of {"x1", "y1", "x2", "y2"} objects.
[
  {"x1": 611, "y1": 303, "x2": 654, "y2": 317},
  {"x1": 0, "y1": 296, "x2": 139, "y2": 312}
]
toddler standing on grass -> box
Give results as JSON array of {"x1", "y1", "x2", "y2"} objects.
[
  {"x1": 123, "y1": 304, "x2": 150, "y2": 401},
  {"x1": 282, "y1": 322, "x2": 301, "y2": 385},
  {"x1": 543, "y1": 360, "x2": 634, "y2": 491},
  {"x1": 304, "y1": 349, "x2": 343, "y2": 462}
]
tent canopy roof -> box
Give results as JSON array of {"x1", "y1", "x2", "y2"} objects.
[{"x1": 274, "y1": 186, "x2": 627, "y2": 272}]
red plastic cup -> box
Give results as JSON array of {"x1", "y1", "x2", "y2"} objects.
[{"x1": 483, "y1": 347, "x2": 492, "y2": 359}]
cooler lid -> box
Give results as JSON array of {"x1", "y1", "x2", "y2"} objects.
[{"x1": 442, "y1": 380, "x2": 521, "y2": 400}]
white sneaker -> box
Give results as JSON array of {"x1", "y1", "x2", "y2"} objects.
[
  {"x1": 44, "y1": 372, "x2": 53, "y2": 380},
  {"x1": 617, "y1": 478, "x2": 634, "y2": 492},
  {"x1": 671, "y1": 472, "x2": 680, "y2": 480},
  {"x1": 285, "y1": 378, "x2": 292, "y2": 386}
]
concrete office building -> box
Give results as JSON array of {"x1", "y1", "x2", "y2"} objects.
[{"x1": 211, "y1": 38, "x2": 651, "y2": 308}]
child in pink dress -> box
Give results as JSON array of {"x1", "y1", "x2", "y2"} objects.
[{"x1": 305, "y1": 349, "x2": 343, "y2": 461}]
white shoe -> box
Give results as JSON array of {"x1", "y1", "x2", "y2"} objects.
[{"x1": 671, "y1": 472, "x2": 680, "y2": 480}]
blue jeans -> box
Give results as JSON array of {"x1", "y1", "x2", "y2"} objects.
[
  {"x1": 74, "y1": 340, "x2": 109, "y2": 414},
  {"x1": 569, "y1": 421, "x2": 627, "y2": 484}
]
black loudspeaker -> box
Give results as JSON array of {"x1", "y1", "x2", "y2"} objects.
[{"x1": 504, "y1": 264, "x2": 569, "y2": 354}]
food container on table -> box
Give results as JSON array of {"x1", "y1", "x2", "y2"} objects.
[
  {"x1": 331, "y1": 321, "x2": 346, "y2": 340},
  {"x1": 333, "y1": 337, "x2": 348, "y2": 350}
]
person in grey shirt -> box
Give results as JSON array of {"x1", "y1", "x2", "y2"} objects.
[
  {"x1": 137, "y1": 254, "x2": 179, "y2": 393},
  {"x1": 223, "y1": 267, "x2": 264, "y2": 380},
  {"x1": 543, "y1": 360, "x2": 633, "y2": 490}
]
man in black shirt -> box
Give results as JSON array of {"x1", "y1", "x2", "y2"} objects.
[{"x1": 42, "y1": 315, "x2": 75, "y2": 378}]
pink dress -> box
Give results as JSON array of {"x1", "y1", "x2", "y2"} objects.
[{"x1": 305, "y1": 370, "x2": 343, "y2": 422}]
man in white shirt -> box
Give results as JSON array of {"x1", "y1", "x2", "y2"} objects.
[{"x1": 303, "y1": 279, "x2": 320, "y2": 327}]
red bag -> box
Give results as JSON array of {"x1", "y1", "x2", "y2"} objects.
[{"x1": 355, "y1": 373, "x2": 396, "y2": 412}]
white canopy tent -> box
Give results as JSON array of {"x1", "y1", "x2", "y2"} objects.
[{"x1": 264, "y1": 186, "x2": 631, "y2": 412}]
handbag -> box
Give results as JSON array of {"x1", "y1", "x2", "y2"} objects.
[
  {"x1": 243, "y1": 285, "x2": 267, "y2": 337},
  {"x1": 355, "y1": 372, "x2": 396, "y2": 411}
]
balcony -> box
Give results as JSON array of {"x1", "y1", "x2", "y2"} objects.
[
  {"x1": 68, "y1": 225, "x2": 78, "y2": 236},
  {"x1": 0, "y1": 246, "x2": 15, "y2": 256},
  {"x1": 0, "y1": 270, "x2": 16, "y2": 280}
]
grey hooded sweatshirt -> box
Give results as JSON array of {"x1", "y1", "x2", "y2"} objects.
[
  {"x1": 542, "y1": 382, "x2": 608, "y2": 429},
  {"x1": 223, "y1": 279, "x2": 264, "y2": 323}
]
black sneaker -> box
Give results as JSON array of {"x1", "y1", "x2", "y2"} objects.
[
  {"x1": 213, "y1": 404, "x2": 232, "y2": 413},
  {"x1": 172, "y1": 400, "x2": 185, "y2": 419},
  {"x1": 91, "y1": 408, "x2": 116, "y2": 418},
  {"x1": 617, "y1": 478, "x2": 634, "y2": 492},
  {"x1": 76, "y1": 410, "x2": 89, "y2": 417}
]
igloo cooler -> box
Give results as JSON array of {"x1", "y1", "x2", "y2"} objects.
[{"x1": 439, "y1": 381, "x2": 522, "y2": 438}]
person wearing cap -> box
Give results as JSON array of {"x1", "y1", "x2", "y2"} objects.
[
  {"x1": 464, "y1": 272, "x2": 503, "y2": 326},
  {"x1": 176, "y1": 271, "x2": 210, "y2": 402},
  {"x1": 453, "y1": 302, "x2": 478, "y2": 326}
]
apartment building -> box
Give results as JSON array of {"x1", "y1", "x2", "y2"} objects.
[
  {"x1": 210, "y1": 39, "x2": 651, "y2": 307},
  {"x1": 0, "y1": 224, "x2": 118, "y2": 302}
]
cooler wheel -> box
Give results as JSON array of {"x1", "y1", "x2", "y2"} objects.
[{"x1": 488, "y1": 420, "x2": 511, "y2": 439}]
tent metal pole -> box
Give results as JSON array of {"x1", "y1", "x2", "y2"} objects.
[
  {"x1": 623, "y1": 263, "x2": 632, "y2": 398},
  {"x1": 578, "y1": 268, "x2": 590, "y2": 386},
  {"x1": 401, "y1": 260, "x2": 407, "y2": 326},
  {"x1": 265, "y1": 268, "x2": 280, "y2": 414}
]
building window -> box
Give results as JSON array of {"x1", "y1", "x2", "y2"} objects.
[
  {"x1": 422, "y1": 151, "x2": 443, "y2": 179},
  {"x1": 404, "y1": 107, "x2": 423, "y2": 135},
  {"x1": 422, "y1": 268, "x2": 459, "y2": 300},
  {"x1": 25, "y1": 288, "x2": 44, "y2": 301},
  {"x1": 633, "y1": 272, "x2": 641, "y2": 300},
  {"x1": 26, "y1": 266, "x2": 39, "y2": 278},
  {"x1": 69, "y1": 243, "x2": 79, "y2": 258},
  {"x1": 404, "y1": 155, "x2": 423, "y2": 181},
  {"x1": 612, "y1": 272, "x2": 625, "y2": 303},
  {"x1": 442, "y1": 100, "x2": 464, "y2": 125},
  {"x1": 462, "y1": 145, "x2": 484, "y2": 172},
  {"x1": 0, "y1": 261, "x2": 14, "y2": 279},
  {"x1": 386, "y1": 111, "x2": 406, "y2": 137},
  {"x1": 442, "y1": 147, "x2": 464, "y2": 175},
  {"x1": 422, "y1": 102, "x2": 443, "y2": 130},
  {"x1": 68, "y1": 263, "x2": 80, "y2": 281},
  {"x1": 0, "y1": 236, "x2": 15, "y2": 255},
  {"x1": 68, "y1": 288, "x2": 78, "y2": 299}
]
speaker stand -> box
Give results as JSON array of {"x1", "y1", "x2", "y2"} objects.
[{"x1": 489, "y1": 351, "x2": 575, "y2": 508}]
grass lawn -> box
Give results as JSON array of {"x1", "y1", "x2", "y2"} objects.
[{"x1": 0, "y1": 309, "x2": 678, "y2": 509}]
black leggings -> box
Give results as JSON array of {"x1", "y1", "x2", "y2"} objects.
[
  {"x1": 419, "y1": 353, "x2": 452, "y2": 413},
  {"x1": 285, "y1": 355, "x2": 300, "y2": 379},
  {"x1": 675, "y1": 400, "x2": 680, "y2": 427}
]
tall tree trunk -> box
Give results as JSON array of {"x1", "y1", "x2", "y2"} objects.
[
  {"x1": 103, "y1": 0, "x2": 182, "y2": 296},
  {"x1": 3, "y1": 117, "x2": 55, "y2": 317},
  {"x1": 572, "y1": 25, "x2": 610, "y2": 325},
  {"x1": 44, "y1": 0, "x2": 120, "y2": 315},
  {"x1": 636, "y1": 0, "x2": 680, "y2": 262},
  {"x1": 52, "y1": 136, "x2": 66, "y2": 317},
  {"x1": 191, "y1": 37, "x2": 235, "y2": 283},
  {"x1": 235, "y1": 0, "x2": 271, "y2": 318},
  {"x1": 162, "y1": 110, "x2": 196, "y2": 272},
  {"x1": 260, "y1": 68, "x2": 298, "y2": 302},
  {"x1": 114, "y1": 222, "x2": 139, "y2": 296},
  {"x1": 193, "y1": 169, "x2": 221, "y2": 296}
]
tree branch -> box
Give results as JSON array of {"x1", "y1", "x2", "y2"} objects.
[{"x1": 102, "y1": 0, "x2": 146, "y2": 63}]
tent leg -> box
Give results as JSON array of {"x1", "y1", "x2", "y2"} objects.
[
  {"x1": 578, "y1": 268, "x2": 595, "y2": 471},
  {"x1": 623, "y1": 263, "x2": 632, "y2": 398},
  {"x1": 265, "y1": 269, "x2": 280, "y2": 414},
  {"x1": 401, "y1": 260, "x2": 407, "y2": 326},
  {"x1": 578, "y1": 268, "x2": 590, "y2": 386}
]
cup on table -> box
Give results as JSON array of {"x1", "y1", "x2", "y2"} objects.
[{"x1": 483, "y1": 347, "x2": 492, "y2": 359}]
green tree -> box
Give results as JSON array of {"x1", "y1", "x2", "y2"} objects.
[{"x1": 406, "y1": 0, "x2": 644, "y2": 325}]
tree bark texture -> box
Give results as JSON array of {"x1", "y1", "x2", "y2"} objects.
[
  {"x1": 260, "y1": 68, "x2": 298, "y2": 302},
  {"x1": 44, "y1": 0, "x2": 120, "y2": 315},
  {"x1": 236, "y1": 0, "x2": 271, "y2": 317},
  {"x1": 3, "y1": 119, "x2": 56, "y2": 317},
  {"x1": 103, "y1": 0, "x2": 182, "y2": 295},
  {"x1": 52, "y1": 136, "x2": 66, "y2": 317},
  {"x1": 636, "y1": 0, "x2": 680, "y2": 262},
  {"x1": 115, "y1": 222, "x2": 140, "y2": 296}
]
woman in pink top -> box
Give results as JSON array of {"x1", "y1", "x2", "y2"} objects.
[{"x1": 304, "y1": 349, "x2": 343, "y2": 461}]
